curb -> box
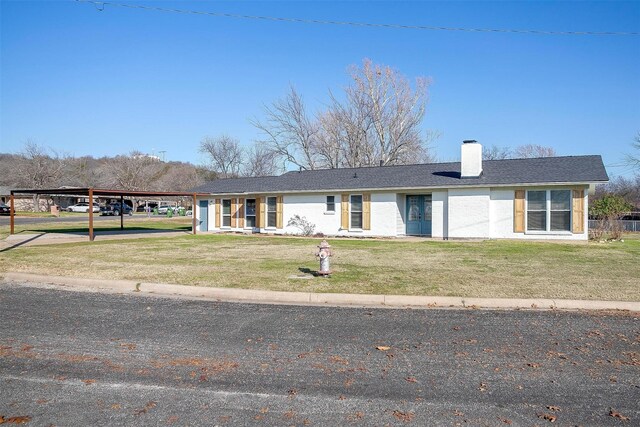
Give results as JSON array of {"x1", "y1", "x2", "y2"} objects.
[{"x1": 2, "y1": 272, "x2": 639, "y2": 312}]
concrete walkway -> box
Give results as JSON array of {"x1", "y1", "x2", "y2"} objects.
[
  {"x1": 3, "y1": 272, "x2": 638, "y2": 312},
  {"x1": 1, "y1": 229, "x2": 191, "y2": 250}
]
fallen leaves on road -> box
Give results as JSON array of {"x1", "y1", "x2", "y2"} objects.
[
  {"x1": 329, "y1": 355, "x2": 349, "y2": 365},
  {"x1": 134, "y1": 401, "x2": 157, "y2": 416},
  {"x1": 546, "y1": 405, "x2": 561, "y2": 412},
  {"x1": 0, "y1": 415, "x2": 32, "y2": 424},
  {"x1": 478, "y1": 383, "x2": 487, "y2": 392},
  {"x1": 81, "y1": 379, "x2": 96, "y2": 385},
  {"x1": 376, "y1": 346, "x2": 391, "y2": 351},
  {"x1": 405, "y1": 377, "x2": 417, "y2": 383},
  {"x1": 119, "y1": 343, "x2": 136, "y2": 351},
  {"x1": 537, "y1": 413, "x2": 557, "y2": 422},
  {"x1": 609, "y1": 409, "x2": 630, "y2": 421},
  {"x1": 392, "y1": 410, "x2": 415, "y2": 423},
  {"x1": 347, "y1": 411, "x2": 364, "y2": 422}
]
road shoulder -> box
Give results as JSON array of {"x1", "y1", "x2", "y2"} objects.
[{"x1": 2, "y1": 271, "x2": 638, "y2": 312}]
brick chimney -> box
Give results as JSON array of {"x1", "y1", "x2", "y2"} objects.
[{"x1": 460, "y1": 140, "x2": 483, "y2": 178}]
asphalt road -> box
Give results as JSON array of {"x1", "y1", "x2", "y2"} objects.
[{"x1": 1, "y1": 284, "x2": 638, "y2": 426}]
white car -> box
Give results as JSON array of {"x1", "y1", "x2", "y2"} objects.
[
  {"x1": 67, "y1": 203, "x2": 100, "y2": 213},
  {"x1": 157, "y1": 205, "x2": 179, "y2": 214}
]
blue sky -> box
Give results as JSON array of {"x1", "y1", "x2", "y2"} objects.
[{"x1": 1, "y1": 1, "x2": 639, "y2": 177}]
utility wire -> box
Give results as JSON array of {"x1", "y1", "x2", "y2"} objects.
[{"x1": 75, "y1": 0, "x2": 639, "y2": 36}]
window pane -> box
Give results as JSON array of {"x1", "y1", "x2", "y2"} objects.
[
  {"x1": 267, "y1": 197, "x2": 277, "y2": 212},
  {"x1": 351, "y1": 195, "x2": 362, "y2": 212},
  {"x1": 222, "y1": 199, "x2": 231, "y2": 215},
  {"x1": 351, "y1": 212, "x2": 363, "y2": 228},
  {"x1": 408, "y1": 196, "x2": 419, "y2": 221},
  {"x1": 223, "y1": 216, "x2": 231, "y2": 227},
  {"x1": 246, "y1": 199, "x2": 256, "y2": 216},
  {"x1": 246, "y1": 216, "x2": 255, "y2": 228},
  {"x1": 527, "y1": 191, "x2": 546, "y2": 210},
  {"x1": 551, "y1": 190, "x2": 571, "y2": 211},
  {"x1": 527, "y1": 211, "x2": 546, "y2": 231},
  {"x1": 551, "y1": 211, "x2": 571, "y2": 231},
  {"x1": 267, "y1": 212, "x2": 277, "y2": 227},
  {"x1": 423, "y1": 196, "x2": 432, "y2": 221},
  {"x1": 326, "y1": 196, "x2": 335, "y2": 212}
]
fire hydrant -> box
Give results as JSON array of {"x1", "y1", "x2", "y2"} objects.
[{"x1": 315, "y1": 240, "x2": 333, "y2": 276}]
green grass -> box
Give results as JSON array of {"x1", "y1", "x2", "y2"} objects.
[
  {"x1": 1, "y1": 232, "x2": 639, "y2": 301},
  {"x1": 0, "y1": 217, "x2": 192, "y2": 240}
]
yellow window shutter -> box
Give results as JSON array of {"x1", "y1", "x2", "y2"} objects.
[
  {"x1": 238, "y1": 198, "x2": 245, "y2": 228},
  {"x1": 231, "y1": 198, "x2": 237, "y2": 228},
  {"x1": 276, "y1": 195, "x2": 283, "y2": 229},
  {"x1": 363, "y1": 193, "x2": 371, "y2": 230},
  {"x1": 255, "y1": 197, "x2": 261, "y2": 228},
  {"x1": 215, "y1": 198, "x2": 220, "y2": 228},
  {"x1": 341, "y1": 194, "x2": 349, "y2": 229},
  {"x1": 514, "y1": 189, "x2": 525, "y2": 233},
  {"x1": 572, "y1": 189, "x2": 585, "y2": 234},
  {"x1": 259, "y1": 196, "x2": 266, "y2": 228}
]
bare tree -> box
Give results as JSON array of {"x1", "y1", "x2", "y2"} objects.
[
  {"x1": 513, "y1": 144, "x2": 557, "y2": 158},
  {"x1": 14, "y1": 141, "x2": 67, "y2": 211},
  {"x1": 625, "y1": 132, "x2": 640, "y2": 171},
  {"x1": 345, "y1": 59, "x2": 431, "y2": 166},
  {"x1": 199, "y1": 135, "x2": 244, "y2": 178},
  {"x1": 156, "y1": 162, "x2": 204, "y2": 192},
  {"x1": 483, "y1": 145, "x2": 512, "y2": 160},
  {"x1": 104, "y1": 151, "x2": 166, "y2": 191},
  {"x1": 243, "y1": 144, "x2": 281, "y2": 177},
  {"x1": 64, "y1": 156, "x2": 106, "y2": 187},
  {"x1": 253, "y1": 60, "x2": 434, "y2": 169},
  {"x1": 251, "y1": 87, "x2": 320, "y2": 170}
]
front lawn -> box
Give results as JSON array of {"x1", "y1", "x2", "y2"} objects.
[
  {"x1": 1, "y1": 233, "x2": 638, "y2": 301},
  {"x1": 0, "y1": 216, "x2": 192, "y2": 240}
]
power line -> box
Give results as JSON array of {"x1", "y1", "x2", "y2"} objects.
[{"x1": 75, "y1": 0, "x2": 639, "y2": 37}]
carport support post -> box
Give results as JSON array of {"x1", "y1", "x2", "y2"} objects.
[
  {"x1": 192, "y1": 193, "x2": 197, "y2": 235},
  {"x1": 88, "y1": 188, "x2": 94, "y2": 241},
  {"x1": 9, "y1": 193, "x2": 15, "y2": 235},
  {"x1": 120, "y1": 195, "x2": 124, "y2": 230}
]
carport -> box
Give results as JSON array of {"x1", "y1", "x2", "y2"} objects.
[{"x1": 9, "y1": 188, "x2": 209, "y2": 241}]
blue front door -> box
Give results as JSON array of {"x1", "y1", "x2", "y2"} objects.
[
  {"x1": 406, "y1": 195, "x2": 432, "y2": 236},
  {"x1": 199, "y1": 200, "x2": 208, "y2": 232}
]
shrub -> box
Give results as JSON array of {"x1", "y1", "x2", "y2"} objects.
[
  {"x1": 286, "y1": 215, "x2": 316, "y2": 236},
  {"x1": 589, "y1": 194, "x2": 633, "y2": 240}
]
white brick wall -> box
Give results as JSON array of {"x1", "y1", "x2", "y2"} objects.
[
  {"x1": 196, "y1": 186, "x2": 590, "y2": 240},
  {"x1": 431, "y1": 190, "x2": 448, "y2": 239},
  {"x1": 447, "y1": 188, "x2": 491, "y2": 238}
]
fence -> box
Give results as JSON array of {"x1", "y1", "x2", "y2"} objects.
[{"x1": 588, "y1": 220, "x2": 640, "y2": 233}]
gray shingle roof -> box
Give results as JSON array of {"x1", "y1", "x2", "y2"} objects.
[{"x1": 192, "y1": 155, "x2": 608, "y2": 195}]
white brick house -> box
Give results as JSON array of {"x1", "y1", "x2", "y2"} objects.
[{"x1": 192, "y1": 141, "x2": 608, "y2": 240}]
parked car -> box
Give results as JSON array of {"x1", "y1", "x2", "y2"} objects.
[
  {"x1": 136, "y1": 202, "x2": 158, "y2": 212},
  {"x1": 0, "y1": 204, "x2": 10, "y2": 216},
  {"x1": 100, "y1": 202, "x2": 133, "y2": 216},
  {"x1": 157, "y1": 205, "x2": 179, "y2": 215},
  {"x1": 67, "y1": 203, "x2": 100, "y2": 213}
]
